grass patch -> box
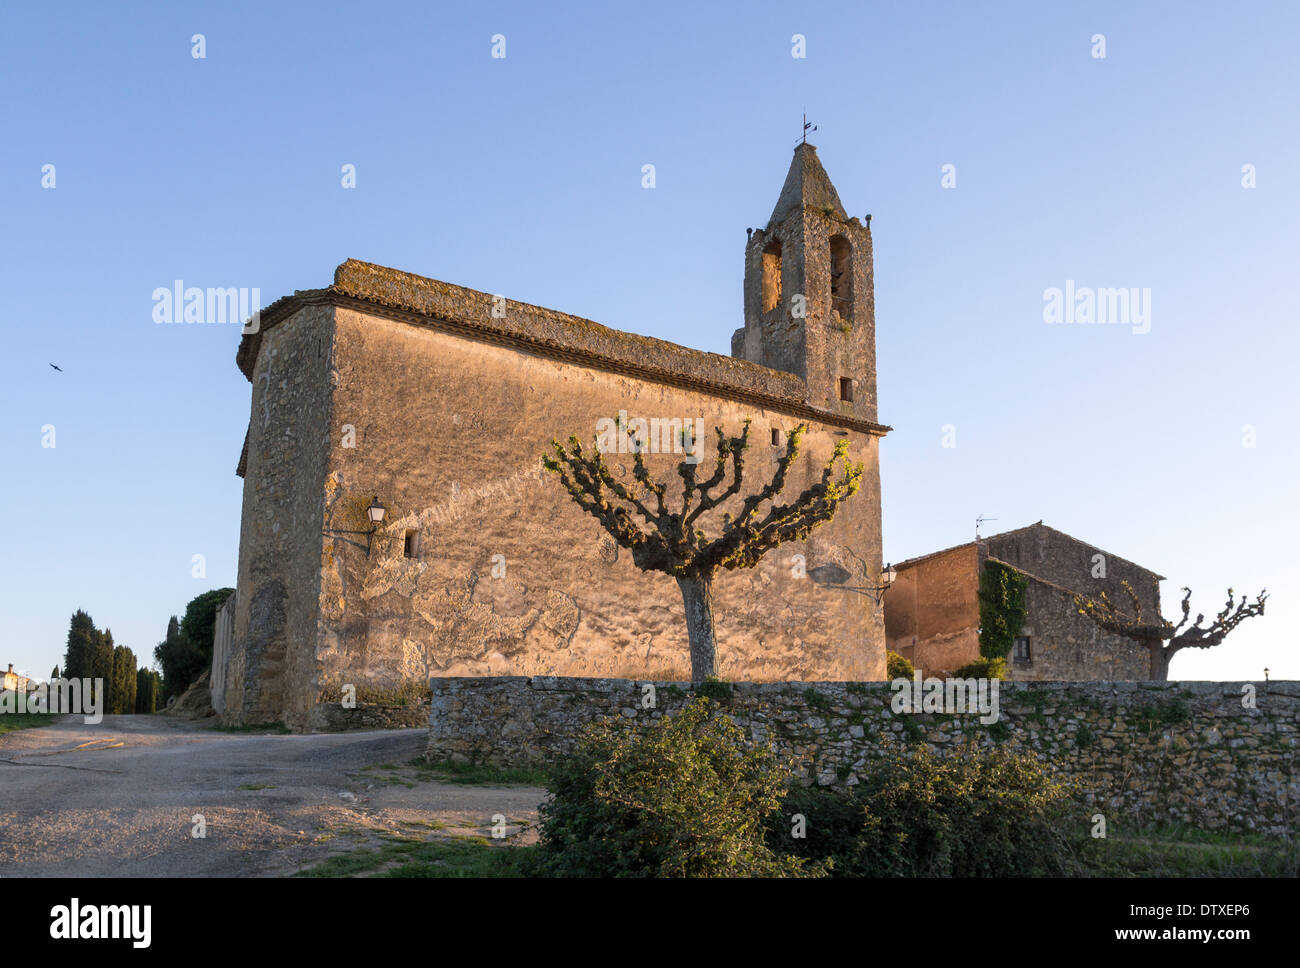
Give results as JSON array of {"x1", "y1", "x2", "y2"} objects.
[
  {"x1": 0, "y1": 713, "x2": 56, "y2": 736},
  {"x1": 415, "y1": 758, "x2": 550, "y2": 786},
  {"x1": 296, "y1": 835, "x2": 536, "y2": 878},
  {"x1": 237, "y1": 783, "x2": 277, "y2": 791},
  {"x1": 1095, "y1": 825, "x2": 1298, "y2": 877}
]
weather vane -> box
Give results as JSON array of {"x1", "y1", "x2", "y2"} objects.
[{"x1": 799, "y1": 112, "x2": 817, "y2": 145}]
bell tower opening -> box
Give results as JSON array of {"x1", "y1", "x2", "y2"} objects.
[
  {"x1": 830, "y1": 234, "x2": 853, "y2": 322},
  {"x1": 761, "y1": 239, "x2": 783, "y2": 312}
]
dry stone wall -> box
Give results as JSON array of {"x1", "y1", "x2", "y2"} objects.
[{"x1": 426, "y1": 676, "x2": 1298, "y2": 835}]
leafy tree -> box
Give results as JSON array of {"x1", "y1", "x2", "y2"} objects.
[
  {"x1": 544, "y1": 421, "x2": 862, "y2": 681},
  {"x1": 1074, "y1": 581, "x2": 1268, "y2": 680},
  {"x1": 63, "y1": 610, "x2": 96, "y2": 680},
  {"x1": 111, "y1": 646, "x2": 137, "y2": 715},
  {"x1": 154, "y1": 589, "x2": 234, "y2": 701},
  {"x1": 154, "y1": 616, "x2": 200, "y2": 701},
  {"x1": 533, "y1": 697, "x2": 820, "y2": 877},
  {"x1": 179, "y1": 588, "x2": 235, "y2": 664}
]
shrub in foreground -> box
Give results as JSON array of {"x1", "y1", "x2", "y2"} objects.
[
  {"x1": 532, "y1": 697, "x2": 821, "y2": 878},
  {"x1": 771, "y1": 743, "x2": 1095, "y2": 876}
]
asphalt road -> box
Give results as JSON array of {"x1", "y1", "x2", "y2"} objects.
[{"x1": 0, "y1": 714, "x2": 544, "y2": 877}]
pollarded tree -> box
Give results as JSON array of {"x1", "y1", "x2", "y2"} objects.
[
  {"x1": 1073, "y1": 581, "x2": 1267, "y2": 680},
  {"x1": 543, "y1": 420, "x2": 863, "y2": 682}
]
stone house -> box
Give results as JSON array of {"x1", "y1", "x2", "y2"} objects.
[
  {"x1": 2, "y1": 664, "x2": 32, "y2": 693},
  {"x1": 883, "y1": 522, "x2": 1163, "y2": 680},
  {"x1": 220, "y1": 144, "x2": 891, "y2": 729}
]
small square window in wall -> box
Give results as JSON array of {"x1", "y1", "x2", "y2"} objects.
[
  {"x1": 403, "y1": 530, "x2": 420, "y2": 559},
  {"x1": 1012, "y1": 636, "x2": 1032, "y2": 665},
  {"x1": 839, "y1": 377, "x2": 854, "y2": 402}
]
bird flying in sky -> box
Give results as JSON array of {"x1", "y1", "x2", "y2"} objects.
[{"x1": 49, "y1": 363, "x2": 63, "y2": 372}]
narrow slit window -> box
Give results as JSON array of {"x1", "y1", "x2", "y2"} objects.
[
  {"x1": 403, "y1": 530, "x2": 420, "y2": 558},
  {"x1": 839, "y1": 377, "x2": 854, "y2": 402},
  {"x1": 771, "y1": 427, "x2": 781, "y2": 446}
]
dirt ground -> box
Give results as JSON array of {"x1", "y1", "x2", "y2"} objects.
[{"x1": 0, "y1": 714, "x2": 544, "y2": 877}]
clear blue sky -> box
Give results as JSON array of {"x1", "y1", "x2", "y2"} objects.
[{"x1": 2, "y1": 1, "x2": 1295, "y2": 681}]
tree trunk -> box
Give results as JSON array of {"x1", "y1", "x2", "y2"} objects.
[
  {"x1": 676, "y1": 573, "x2": 718, "y2": 683},
  {"x1": 1147, "y1": 639, "x2": 1171, "y2": 680}
]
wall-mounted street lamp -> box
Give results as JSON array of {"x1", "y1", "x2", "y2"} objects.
[
  {"x1": 323, "y1": 496, "x2": 387, "y2": 557},
  {"x1": 870, "y1": 563, "x2": 897, "y2": 605}
]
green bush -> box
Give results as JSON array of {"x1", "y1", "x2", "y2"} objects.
[
  {"x1": 532, "y1": 697, "x2": 821, "y2": 878},
  {"x1": 693, "y1": 676, "x2": 733, "y2": 703},
  {"x1": 771, "y1": 744, "x2": 1094, "y2": 877},
  {"x1": 886, "y1": 650, "x2": 915, "y2": 679},
  {"x1": 954, "y1": 656, "x2": 1006, "y2": 679}
]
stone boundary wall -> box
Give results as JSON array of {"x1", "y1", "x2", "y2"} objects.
[
  {"x1": 426, "y1": 677, "x2": 1298, "y2": 835},
  {"x1": 309, "y1": 701, "x2": 430, "y2": 732}
]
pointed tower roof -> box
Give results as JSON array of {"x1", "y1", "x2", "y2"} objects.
[{"x1": 769, "y1": 143, "x2": 848, "y2": 224}]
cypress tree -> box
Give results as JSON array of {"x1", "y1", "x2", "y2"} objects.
[
  {"x1": 135, "y1": 668, "x2": 156, "y2": 713},
  {"x1": 63, "y1": 610, "x2": 96, "y2": 680},
  {"x1": 112, "y1": 646, "x2": 137, "y2": 714},
  {"x1": 86, "y1": 629, "x2": 115, "y2": 710}
]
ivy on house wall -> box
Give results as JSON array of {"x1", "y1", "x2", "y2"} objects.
[{"x1": 977, "y1": 560, "x2": 1028, "y2": 660}]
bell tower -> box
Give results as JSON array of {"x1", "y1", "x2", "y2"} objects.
[{"x1": 732, "y1": 143, "x2": 878, "y2": 424}]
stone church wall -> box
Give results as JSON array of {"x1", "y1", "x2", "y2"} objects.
[{"x1": 304, "y1": 305, "x2": 885, "y2": 730}]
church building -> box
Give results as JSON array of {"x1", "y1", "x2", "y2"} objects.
[{"x1": 218, "y1": 144, "x2": 890, "y2": 730}]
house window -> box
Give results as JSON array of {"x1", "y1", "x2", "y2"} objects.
[
  {"x1": 403, "y1": 530, "x2": 420, "y2": 558},
  {"x1": 1013, "y1": 636, "x2": 1032, "y2": 665},
  {"x1": 839, "y1": 377, "x2": 853, "y2": 402},
  {"x1": 771, "y1": 427, "x2": 781, "y2": 446},
  {"x1": 761, "y1": 240, "x2": 782, "y2": 312}
]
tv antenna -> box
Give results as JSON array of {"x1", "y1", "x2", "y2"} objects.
[
  {"x1": 798, "y1": 112, "x2": 818, "y2": 146},
  {"x1": 976, "y1": 515, "x2": 997, "y2": 540}
]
